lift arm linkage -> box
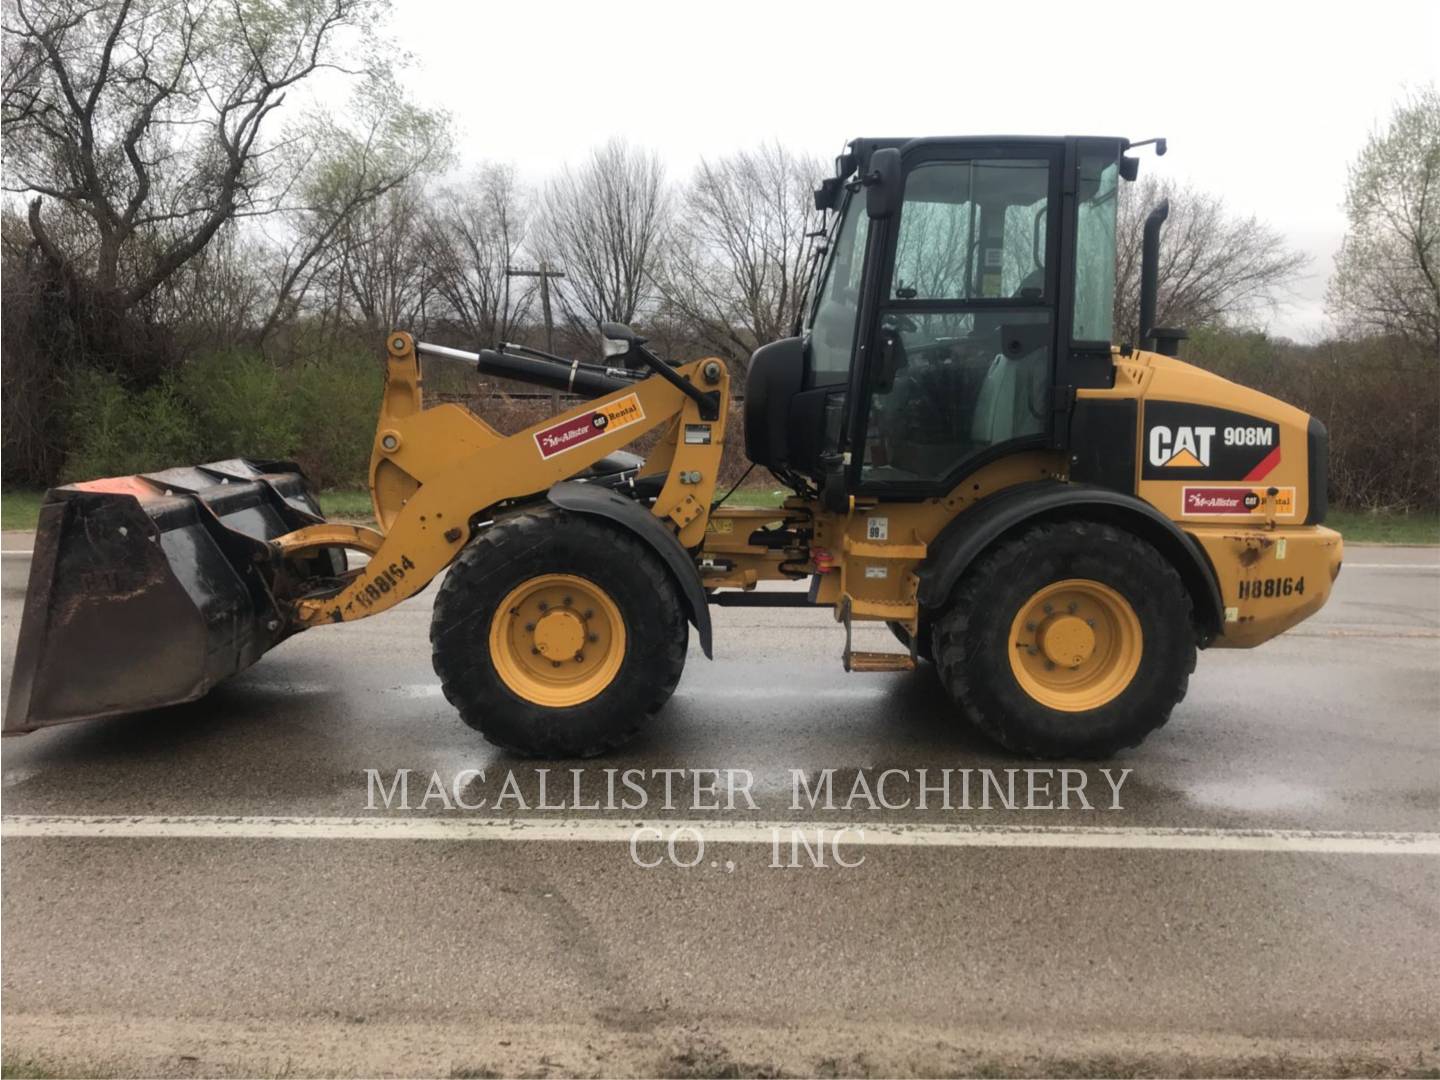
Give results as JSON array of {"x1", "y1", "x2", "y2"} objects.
[{"x1": 271, "y1": 332, "x2": 729, "y2": 628}]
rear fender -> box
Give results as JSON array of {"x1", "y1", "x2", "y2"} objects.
[
  {"x1": 917, "y1": 481, "x2": 1223, "y2": 643},
  {"x1": 546, "y1": 481, "x2": 713, "y2": 658}
]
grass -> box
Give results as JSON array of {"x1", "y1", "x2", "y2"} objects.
[
  {"x1": 3, "y1": 484, "x2": 1436, "y2": 544},
  {"x1": 317, "y1": 489, "x2": 376, "y2": 520},
  {"x1": 1, "y1": 489, "x2": 43, "y2": 532},
  {"x1": 1, "y1": 1056, "x2": 67, "y2": 1079},
  {"x1": 1326, "y1": 508, "x2": 1440, "y2": 545}
]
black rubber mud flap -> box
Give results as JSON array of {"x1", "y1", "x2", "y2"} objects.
[
  {"x1": 545, "y1": 480, "x2": 713, "y2": 659},
  {"x1": 4, "y1": 459, "x2": 342, "y2": 734}
]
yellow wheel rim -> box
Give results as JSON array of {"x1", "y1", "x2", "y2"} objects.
[
  {"x1": 1007, "y1": 579, "x2": 1142, "y2": 712},
  {"x1": 489, "y1": 574, "x2": 626, "y2": 707}
]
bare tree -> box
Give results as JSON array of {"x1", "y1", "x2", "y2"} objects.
[
  {"x1": 1328, "y1": 86, "x2": 1440, "y2": 356},
  {"x1": 534, "y1": 138, "x2": 667, "y2": 332},
  {"x1": 318, "y1": 177, "x2": 431, "y2": 341},
  {"x1": 1114, "y1": 176, "x2": 1308, "y2": 343},
  {"x1": 156, "y1": 222, "x2": 268, "y2": 350},
  {"x1": 422, "y1": 163, "x2": 533, "y2": 345},
  {"x1": 5, "y1": 0, "x2": 373, "y2": 301},
  {"x1": 257, "y1": 84, "x2": 449, "y2": 346},
  {"x1": 657, "y1": 142, "x2": 821, "y2": 363}
]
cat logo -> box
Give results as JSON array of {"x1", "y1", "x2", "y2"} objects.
[
  {"x1": 1142, "y1": 403, "x2": 1282, "y2": 482},
  {"x1": 1148, "y1": 425, "x2": 1215, "y2": 468}
]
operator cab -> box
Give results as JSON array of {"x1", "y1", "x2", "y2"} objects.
[{"x1": 745, "y1": 135, "x2": 1138, "y2": 501}]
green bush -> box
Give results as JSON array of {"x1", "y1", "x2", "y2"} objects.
[
  {"x1": 57, "y1": 350, "x2": 383, "y2": 490},
  {"x1": 179, "y1": 349, "x2": 302, "y2": 461},
  {"x1": 62, "y1": 369, "x2": 201, "y2": 482},
  {"x1": 291, "y1": 351, "x2": 384, "y2": 488}
]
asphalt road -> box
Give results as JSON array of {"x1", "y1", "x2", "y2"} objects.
[{"x1": 1, "y1": 536, "x2": 1437, "y2": 1077}]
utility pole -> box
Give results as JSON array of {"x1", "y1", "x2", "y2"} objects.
[{"x1": 505, "y1": 262, "x2": 566, "y2": 354}]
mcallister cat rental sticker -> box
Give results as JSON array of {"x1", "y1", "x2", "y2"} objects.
[
  {"x1": 1182, "y1": 486, "x2": 1296, "y2": 517},
  {"x1": 534, "y1": 394, "x2": 645, "y2": 459}
]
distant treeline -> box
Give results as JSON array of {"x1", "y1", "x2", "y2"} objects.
[{"x1": 0, "y1": 0, "x2": 1434, "y2": 508}]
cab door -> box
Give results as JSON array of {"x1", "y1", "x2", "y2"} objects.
[{"x1": 850, "y1": 143, "x2": 1063, "y2": 496}]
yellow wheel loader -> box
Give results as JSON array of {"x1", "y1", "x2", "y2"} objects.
[{"x1": 5, "y1": 135, "x2": 1344, "y2": 757}]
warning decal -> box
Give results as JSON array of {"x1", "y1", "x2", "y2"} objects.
[{"x1": 534, "y1": 393, "x2": 645, "y2": 459}]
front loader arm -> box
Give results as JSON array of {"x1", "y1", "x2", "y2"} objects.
[{"x1": 272, "y1": 332, "x2": 728, "y2": 628}]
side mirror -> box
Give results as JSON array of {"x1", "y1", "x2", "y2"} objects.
[
  {"x1": 599, "y1": 321, "x2": 644, "y2": 360},
  {"x1": 865, "y1": 148, "x2": 903, "y2": 220},
  {"x1": 814, "y1": 176, "x2": 842, "y2": 212}
]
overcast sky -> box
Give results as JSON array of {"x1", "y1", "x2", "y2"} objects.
[{"x1": 389, "y1": 0, "x2": 1439, "y2": 340}]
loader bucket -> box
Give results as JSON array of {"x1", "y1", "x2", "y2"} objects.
[{"x1": 4, "y1": 459, "x2": 345, "y2": 735}]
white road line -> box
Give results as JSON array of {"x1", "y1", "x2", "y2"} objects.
[
  {"x1": 2, "y1": 815, "x2": 1437, "y2": 855},
  {"x1": 1336, "y1": 567, "x2": 1440, "y2": 576}
]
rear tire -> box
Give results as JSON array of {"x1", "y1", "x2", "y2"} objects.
[
  {"x1": 933, "y1": 520, "x2": 1195, "y2": 758},
  {"x1": 430, "y1": 508, "x2": 688, "y2": 757}
]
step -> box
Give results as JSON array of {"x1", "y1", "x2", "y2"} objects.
[
  {"x1": 844, "y1": 650, "x2": 918, "y2": 673},
  {"x1": 845, "y1": 596, "x2": 918, "y2": 620}
]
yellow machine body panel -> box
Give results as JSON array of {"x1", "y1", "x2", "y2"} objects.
[
  {"x1": 1075, "y1": 349, "x2": 1342, "y2": 647},
  {"x1": 704, "y1": 348, "x2": 1341, "y2": 653}
]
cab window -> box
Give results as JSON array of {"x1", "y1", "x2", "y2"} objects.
[
  {"x1": 859, "y1": 155, "x2": 1055, "y2": 488},
  {"x1": 1073, "y1": 151, "x2": 1120, "y2": 342},
  {"x1": 890, "y1": 160, "x2": 1049, "y2": 302}
]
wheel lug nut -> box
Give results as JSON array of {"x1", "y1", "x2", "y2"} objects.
[
  {"x1": 1086, "y1": 619, "x2": 1095, "y2": 628},
  {"x1": 1045, "y1": 660, "x2": 1055, "y2": 670},
  {"x1": 587, "y1": 633, "x2": 598, "y2": 643},
  {"x1": 1068, "y1": 602, "x2": 1078, "y2": 613},
  {"x1": 531, "y1": 647, "x2": 540, "y2": 655},
  {"x1": 1043, "y1": 603, "x2": 1053, "y2": 614},
  {"x1": 563, "y1": 596, "x2": 572, "y2": 606},
  {"x1": 524, "y1": 622, "x2": 535, "y2": 631},
  {"x1": 583, "y1": 609, "x2": 594, "y2": 620},
  {"x1": 1025, "y1": 621, "x2": 1037, "y2": 632},
  {"x1": 551, "y1": 661, "x2": 561, "y2": 669},
  {"x1": 574, "y1": 652, "x2": 585, "y2": 662}
]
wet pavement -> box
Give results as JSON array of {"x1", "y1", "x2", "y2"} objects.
[{"x1": 2, "y1": 538, "x2": 1437, "y2": 1076}]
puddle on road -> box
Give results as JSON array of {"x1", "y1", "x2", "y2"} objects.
[
  {"x1": 390, "y1": 684, "x2": 444, "y2": 697},
  {"x1": 230, "y1": 678, "x2": 336, "y2": 697},
  {"x1": 3, "y1": 765, "x2": 38, "y2": 788},
  {"x1": 1182, "y1": 776, "x2": 1325, "y2": 813},
  {"x1": 675, "y1": 685, "x2": 890, "y2": 699}
]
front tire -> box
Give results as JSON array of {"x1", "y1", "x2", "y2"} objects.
[
  {"x1": 933, "y1": 520, "x2": 1196, "y2": 758},
  {"x1": 430, "y1": 508, "x2": 688, "y2": 757}
]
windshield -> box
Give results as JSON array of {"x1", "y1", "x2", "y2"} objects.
[{"x1": 804, "y1": 194, "x2": 870, "y2": 385}]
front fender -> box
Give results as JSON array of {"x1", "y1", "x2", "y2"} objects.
[
  {"x1": 917, "y1": 481, "x2": 1223, "y2": 643},
  {"x1": 546, "y1": 481, "x2": 713, "y2": 658}
]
